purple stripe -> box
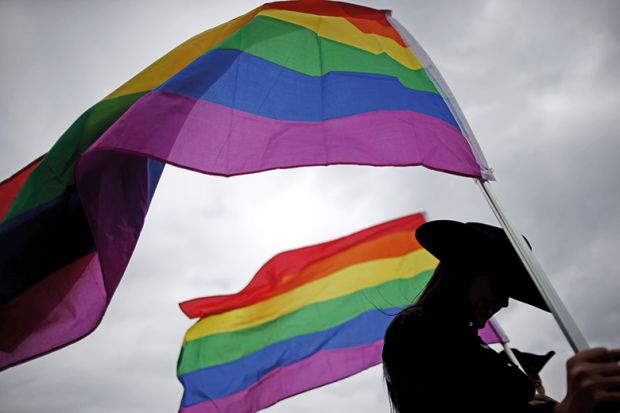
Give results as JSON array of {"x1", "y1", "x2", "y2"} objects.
[
  {"x1": 76, "y1": 152, "x2": 152, "y2": 298},
  {"x1": 0, "y1": 253, "x2": 106, "y2": 370},
  {"x1": 90, "y1": 91, "x2": 483, "y2": 178},
  {"x1": 478, "y1": 319, "x2": 508, "y2": 344},
  {"x1": 74, "y1": 90, "x2": 484, "y2": 320},
  {"x1": 69, "y1": 84, "x2": 482, "y2": 380},
  {"x1": 179, "y1": 340, "x2": 383, "y2": 413}
]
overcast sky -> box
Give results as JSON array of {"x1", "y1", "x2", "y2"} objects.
[{"x1": 1, "y1": 1, "x2": 619, "y2": 412}]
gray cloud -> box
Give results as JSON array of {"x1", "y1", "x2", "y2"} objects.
[{"x1": 1, "y1": 0, "x2": 619, "y2": 411}]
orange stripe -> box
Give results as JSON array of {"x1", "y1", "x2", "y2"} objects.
[
  {"x1": 279, "y1": 231, "x2": 420, "y2": 288},
  {"x1": 0, "y1": 156, "x2": 44, "y2": 222},
  {"x1": 180, "y1": 214, "x2": 426, "y2": 318}
]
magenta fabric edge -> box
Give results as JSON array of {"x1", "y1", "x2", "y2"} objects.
[
  {"x1": 72, "y1": 86, "x2": 483, "y2": 320},
  {"x1": 386, "y1": 14, "x2": 494, "y2": 181},
  {"x1": 179, "y1": 340, "x2": 384, "y2": 413},
  {"x1": 89, "y1": 145, "x2": 481, "y2": 180},
  {"x1": 478, "y1": 319, "x2": 506, "y2": 344},
  {"x1": 479, "y1": 318, "x2": 509, "y2": 344},
  {"x1": 69, "y1": 76, "x2": 482, "y2": 375},
  {"x1": 0, "y1": 252, "x2": 107, "y2": 371},
  {"x1": 91, "y1": 91, "x2": 484, "y2": 179},
  {"x1": 75, "y1": 150, "x2": 152, "y2": 300}
]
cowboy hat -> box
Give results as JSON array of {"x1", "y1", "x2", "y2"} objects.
[{"x1": 415, "y1": 220, "x2": 549, "y2": 312}]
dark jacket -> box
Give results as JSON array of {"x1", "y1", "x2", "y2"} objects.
[{"x1": 382, "y1": 306, "x2": 555, "y2": 413}]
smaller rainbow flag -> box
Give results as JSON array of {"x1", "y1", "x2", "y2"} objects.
[{"x1": 177, "y1": 214, "x2": 506, "y2": 412}]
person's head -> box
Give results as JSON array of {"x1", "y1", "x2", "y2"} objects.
[
  {"x1": 413, "y1": 220, "x2": 549, "y2": 315},
  {"x1": 413, "y1": 260, "x2": 510, "y2": 327},
  {"x1": 464, "y1": 272, "x2": 509, "y2": 328},
  {"x1": 382, "y1": 220, "x2": 548, "y2": 412}
]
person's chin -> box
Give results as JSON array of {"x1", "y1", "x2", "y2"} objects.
[{"x1": 473, "y1": 313, "x2": 487, "y2": 329}]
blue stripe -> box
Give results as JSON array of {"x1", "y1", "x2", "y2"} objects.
[
  {"x1": 157, "y1": 50, "x2": 458, "y2": 127},
  {"x1": 0, "y1": 159, "x2": 162, "y2": 306},
  {"x1": 147, "y1": 159, "x2": 165, "y2": 202},
  {"x1": 0, "y1": 190, "x2": 95, "y2": 306},
  {"x1": 178, "y1": 307, "x2": 398, "y2": 406}
]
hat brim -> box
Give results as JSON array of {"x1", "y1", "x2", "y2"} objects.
[{"x1": 415, "y1": 220, "x2": 549, "y2": 312}]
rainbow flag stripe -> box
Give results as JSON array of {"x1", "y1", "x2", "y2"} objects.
[
  {"x1": 1, "y1": 1, "x2": 491, "y2": 370},
  {"x1": 177, "y1": 214, "x2": 435, "y2": 412},
  {"x1": 177, "y1": 214, "x2": 507, "y2": 412}
]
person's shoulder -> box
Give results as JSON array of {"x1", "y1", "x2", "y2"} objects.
[
  {"x1": 395, "y1": 305, "x2": 436, "y2": 326},
  {"x1": 386, "y1": 306, "x2": 433, "y2": 339},
  {"x1": 386, "y1": 305, "x2": 466, "y2": 347},
  {"x1": 383, "y1": 306, "x2": 453, "y2": 368}
]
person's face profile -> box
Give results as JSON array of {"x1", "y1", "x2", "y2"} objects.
[{"x1": 465, "y1": 274, "x2": 509, "y2": 328}]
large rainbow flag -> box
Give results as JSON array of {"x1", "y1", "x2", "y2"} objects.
[
  {"x1": 0, "y1": 1, "x2": 492, "y2": 370},
  {"x1": 177, "y1": 214, "x2": 507, "y2": 412}
]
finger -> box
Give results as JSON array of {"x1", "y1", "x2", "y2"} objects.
[
  {"x1": 533, "y1": 394, "x2": 556, "y2": 402},
  {"x1": 586, "y1": 363, "x2": 620, "y2": 377},
  {"x1": 594, "y1": 389, "x2": 620, "y2": 403},
  {"x1": 593, "y1": 348, "x2": 620, "y2": 363},
  {"x1": 579, "y1": 362, "x2": 620, "y2": 377},
  {"x1": 572, "y1": 347, "x2": 610, "y2": 362},
  {"x1": 590, "y1": 376, "x2": 620, "y2": 390},
  {"x1": 606, "y1": 349, "x2": 620, "y2": 362},
  {"x1": 575, "y1": 348, "x2": 620, "y2": 363}
]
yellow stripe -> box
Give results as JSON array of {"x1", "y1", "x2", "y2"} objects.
[
  {"x1": 257, "y1": 9, "x2": 423, "y2": 71},
  {"x1": 184, "y1": 249, "x2": 437, "y2": 343},
  {"x1": 104, "y1": 6, "x2": 263, "y2": 100},
  {"x1": 104, "y1": 7, "x2": 423, "y2": 100}
]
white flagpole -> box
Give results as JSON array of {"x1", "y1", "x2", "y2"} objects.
[
  {"x1": 388, "y1": 11, "x2": 589, "y2": 354},
  {"x1": 501, "y1": 343, "x2": 525, "y2": 372},
  {"x1": 475, "y1": 179, "x2": 589, "y2": 352}
]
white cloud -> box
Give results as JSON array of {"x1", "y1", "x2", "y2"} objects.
[{"x1": 1, "y1": 0, "x2": 619, "y2": 411}]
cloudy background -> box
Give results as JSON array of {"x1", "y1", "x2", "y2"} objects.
[{"x1": 1, "y1": 0, "x2": 619, "y2": 411}]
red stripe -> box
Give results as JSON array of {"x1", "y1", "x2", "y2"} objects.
[
  {"x1": 179, "y1": 213, "x2": 426, "y2": 319},
  {"x1": 265, "y1": 1, "x2": 407, "y2": 46},
  {"x1": 0, "y1": 155, "x2": 44, "y2": 222}
]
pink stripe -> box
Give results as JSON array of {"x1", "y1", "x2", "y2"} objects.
[
  {"x1": 73, "y1": 90, "x2": 484, "y2": 349},
  {"x1": 90, "y1": 91, "x2": 483, "y2": 178},
  {"x1": 76, "y1": 152, "x2": 152, "y2": 298},
  {"x1": 69, "y1": 87, "x2": 480, "y2": 380},
  {"x1": 179, "y1": 340, "x2": 383, "y2": 413},
  {"x1": 478, "y1": 319, "x2": 509, "y2": 344},
  {"x1": 0, "y1": 253, "x2": 106, "y2": 370}
]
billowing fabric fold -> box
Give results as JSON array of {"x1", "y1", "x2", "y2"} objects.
[{"x1": 1, "y1": 0, "x2": 490, "y2": 372}]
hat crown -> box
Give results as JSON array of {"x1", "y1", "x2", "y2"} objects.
[{"x1": 415, "y1": 220, "x2": 548, "y2": 312}]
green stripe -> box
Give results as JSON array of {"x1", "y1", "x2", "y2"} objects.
[
  {"x1": 5, "y1": 15, "x2": 436, "y2": 222},
  {"x1": 177, "y1": 269, "x2": 433, "y2": 376},
  {"x1": 3, "y1": 92, "x2": 146, "y2": 222},
  {"x1": 214, "y1": 15, "x2": 438, "y2": 94}
]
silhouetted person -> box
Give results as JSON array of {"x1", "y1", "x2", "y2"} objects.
[{"x1": 382, "y1": 221, "x2": 620, "y2": 413}]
